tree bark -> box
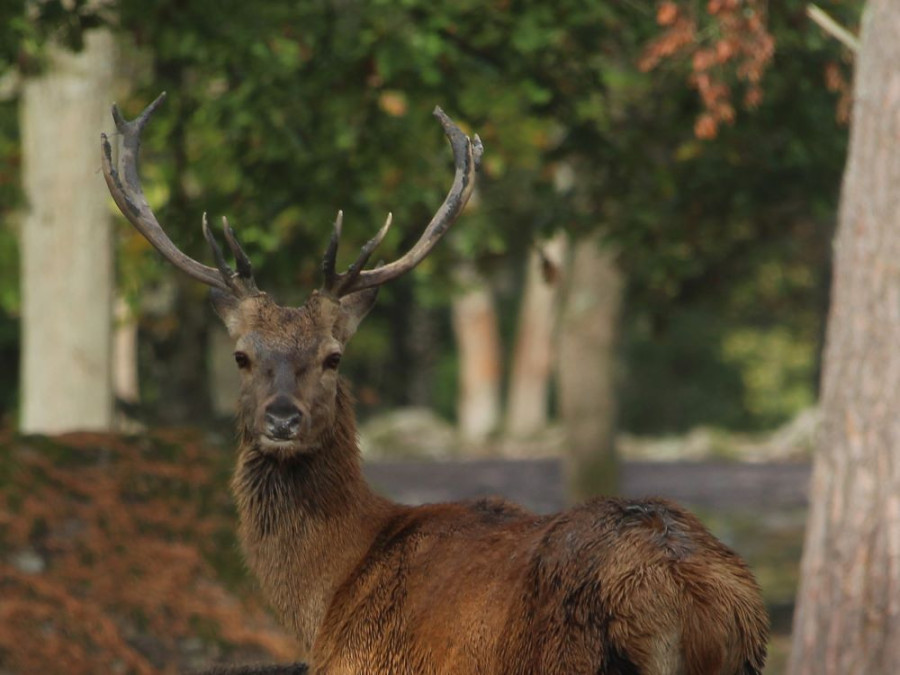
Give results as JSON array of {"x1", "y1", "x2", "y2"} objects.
[
  {"x1": 504, "y1": 233, "x2": 567, "y2": 439},
  {"x1": 19, "y1": 30, "x2": 116, "y2": 433},
  {"x1": 789, "y1": 2, "x2": 900, "y2": 671},
  {"x1": 451, "y1": 264, "x2": 502, "y2": 443},
  {"x1": 557, "y1": 235, "x2": 623, "y2": 501}
]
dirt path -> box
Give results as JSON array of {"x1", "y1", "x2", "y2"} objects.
[{"x1": 364, "y1": 458, "x2": 811, "y2": 513}]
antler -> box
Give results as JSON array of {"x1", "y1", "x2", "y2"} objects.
[
  {"x1": 103, "y1": 95, "x2": 480, "y2": 301},
  {"x1": 100, "y1": 92, "x2": 257, "y2": 297},
  {"x1": 321, "y1": 106, "x2": 483, "y2": 297}
]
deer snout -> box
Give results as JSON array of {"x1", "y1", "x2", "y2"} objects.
[{"x1": 264, "y1": 396, "x2": 304, "y2": 440}]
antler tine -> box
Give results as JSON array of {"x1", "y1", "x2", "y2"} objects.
[
  {"x1": 331, "y1": 212, "x2": 393, "y2": 295},
  {"x1": 322, "y1": 210, "x2": 343, "y2": 292},
  {"x1": 323, "y1": 107, "x2": 480, "y2": 298},
  {"x1": 201, "y1": 213, "x2": 240, "y2": 295},
  {"x1": 101, "y1": 92, "x2": 231, "y2": 293},
  {"x1": 222, "y1": 216, "x2": 259, "y2": 293}
]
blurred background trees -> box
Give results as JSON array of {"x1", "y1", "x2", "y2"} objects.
[{"x1": 0, "y1": 0, "x2": 854, "y2": 453}]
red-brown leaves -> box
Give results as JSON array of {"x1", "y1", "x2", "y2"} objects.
[
  {"x1": 657, "y1": 1, "x2": 680, "y2": 26},
  {"x1": 824, "y1": 60, "x2": 852, "y2": 123},
  {"x1": 0, "y1": 430, "x2": 297, "y2": 674},
  {"x1": 640, "y1": 0, "x2": 775, "y2": 139}
]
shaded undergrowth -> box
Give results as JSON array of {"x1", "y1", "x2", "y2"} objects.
[{"x1": 0, "y1": 429, "x2": 297, "y2": 674}]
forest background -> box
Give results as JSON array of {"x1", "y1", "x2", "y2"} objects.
[{"x1": 0, "y1": 0, "x2": 856, "y2": 446}]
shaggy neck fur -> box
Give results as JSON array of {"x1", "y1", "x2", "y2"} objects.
[{"x1": 231, "y1": 380, "x2": 393, "y2": 656}]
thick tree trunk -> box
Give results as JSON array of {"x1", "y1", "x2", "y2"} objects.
[
  {"x1": 19, "y1": 30, "x2": 116, "y2": 433},
  {"x1": 558, "y1": 235, "x2": 623, "y2": 501},
  {"x1": 504, "y1": 233, "x2": 567, "y2": 439},
  {"x1": 789, "y1": 2, "x2": 900, "y2": 671},
  {"x1": 451, "y1": 264, "x2": 502, "y2": 443}
]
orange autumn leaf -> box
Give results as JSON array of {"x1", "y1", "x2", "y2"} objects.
[{"x1": 657, "y1": 2, "x2": 680, "y2": 26}]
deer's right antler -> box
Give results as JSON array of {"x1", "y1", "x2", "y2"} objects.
[
  {"x1": 101, "y1": 92, "x2": 258, "y2": 298},
  {"x1": 321, "y1": 106, "x2": 483, "y2": 298}
]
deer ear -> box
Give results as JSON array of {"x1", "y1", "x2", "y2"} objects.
[
  {"x1": 210, "y1": 288, "x2": 242, "y2": 336},
  {"x1": 337, "y1": 287, "x2": 379, "y2": 341}
]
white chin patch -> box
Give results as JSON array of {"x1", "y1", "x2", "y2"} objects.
[{"x1": 258, "y1": 436, "x2": 304, "y2": 454}]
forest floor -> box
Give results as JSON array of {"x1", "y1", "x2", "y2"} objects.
[{"x1": 0, "y1": 428, "x2": 806, "y2": 674}]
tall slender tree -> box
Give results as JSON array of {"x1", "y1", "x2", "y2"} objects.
[
  {"x1": 19, "y1": 28, "x2": 116, "y2": 433},
  {"x1": 451, "y1": 264, "x2": 502, "y2": 443},
  {"x1": 789, "y1": 1, "x2": 900, "y2": 670},
  {"x1": 558, "y1": 235, "x2": 623, "y2": 500},
  {"x1": 504, "y1": 234, "x2": 567, "y2": 441}
]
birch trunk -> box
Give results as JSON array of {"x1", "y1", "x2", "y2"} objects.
[
  {"x1": 113, "y1": 297, "x2": 139, "y2": 406},
  {"x1": 20, "y1": 30, "x2": 116, "y2": 433},
  {"x1": 504, "y1": 233, "x2": 567, "y2": 439},
  {"x1": 451, "y1": 265, "x2": 501, "y2": 443}
]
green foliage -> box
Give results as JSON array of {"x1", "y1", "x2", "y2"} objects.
[
  {"x1": 0, "y1": 0, "x2": 107, "y2": 74},
  {"x1": 612, "y1": 3, "x2": 851, "y2": 431},
  {"x1": 0, "y1": 0, "x2": 858, "y2": 431},
  {"x1": 0, "y1": 95, "x2": 18, "y2": 422},
  {"x1": 0, "y1": 98, "x2": 19, "y2": 311},
  {"x1": 105, "y1": 0, "x2": 664, "y2": 285}
]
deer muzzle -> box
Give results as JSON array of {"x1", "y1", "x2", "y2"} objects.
[{"x1": 264, "y1": 396, "x2": 304, "y2": 440}]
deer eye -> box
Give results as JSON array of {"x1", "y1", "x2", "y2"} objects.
[
  {"x1": 234, "y1": 351, "x2": 251, "y2": 369},
  {"x1": 323, "y1": 352, "x2": 342, "y2": 370}
]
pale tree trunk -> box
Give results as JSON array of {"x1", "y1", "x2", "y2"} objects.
[
  {"x1": 558, "y1": 235, "x2": 623, "y2": 501},
  {"x1": 20, "y1": 29, "x2": 116, "y2": 434},
  {"x1": 113, "y1": 297, "x2": 139, "y2": 406},
  {"x1": 112, "y1": 296, "x2": 141, "y2": 432},
  {"x1": 789, "y1": 3, "x2": 900, "y2": 672},
  {"x1": 504, "y1": 233, "x2": 567, "y2": 439},
  {"x1": 451, "y1": 264, "x2": 502, "y2": 444}
]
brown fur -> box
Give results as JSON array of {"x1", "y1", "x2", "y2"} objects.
[{"x1": 213, "y1": 291, "x2": 768, "y2": 675}]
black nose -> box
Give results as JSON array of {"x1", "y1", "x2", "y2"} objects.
[{"x1": 264, "y1": 397, "x2": 303, "y2": 439}]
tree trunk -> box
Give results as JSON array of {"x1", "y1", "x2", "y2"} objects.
[
  {"x1": 789, "y1": 2, "x2": 900, "y2": 671},
  {"x1": 19, "y1": 29, "x2": 116, "y2": 434},
  {"x1": 113, "y1": 297, "x2": 140, "y2": 407},
  {"x1": 451, "y1": 264, "x2": 502, "y2": 444},
  {"x1": 557, "y1": 235, "x2": 623, "y2": 501},
  {"x1": 504, "y1": 233, "x2": 567, "y2": 439}
]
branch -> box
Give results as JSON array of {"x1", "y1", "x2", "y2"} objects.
[{"x1": 807, "y1": 4, "x2": 860, "y2": 54}]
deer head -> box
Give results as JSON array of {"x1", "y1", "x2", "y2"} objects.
[{"x1": 102, "y1": 93, "x2": 482, "y2": 457}]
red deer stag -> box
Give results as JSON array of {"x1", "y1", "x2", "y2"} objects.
[{"x1": 102, "y1": 94, "x2": 768, "y2": 675}]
